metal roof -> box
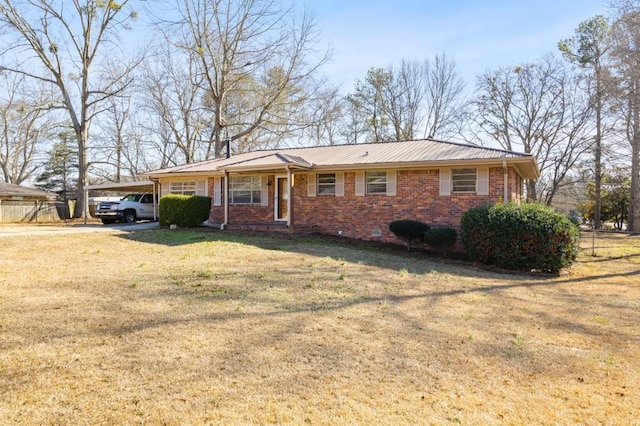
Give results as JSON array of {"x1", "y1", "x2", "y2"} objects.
[
  {"x1": 83, "y1": 180, "x2": 156, "y2": 193},
  {"x1": 0, "y1": 182, "x2": 56, "y2": 199},
  {"x1": 144, "y1": 139, "x2": 540, "y2": 179}
]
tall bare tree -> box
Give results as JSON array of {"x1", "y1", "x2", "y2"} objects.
[
  {"x1": 422, "y1": 53, "x2": 467, "y2": 139},
  {"x1": 559, "y1": 15, "x2": 611, "y2": 228},
  {"x1": 0, "y1": 0, "x2": 140, "y2": 217},
  {"x1": 475, "y1": 55, "x2": 593, "y2": 203},
  {"x1": 301, "y1": 85, "x2": 344, "y2": 146},
  {"x1": 345, "y1": 53, "x2": 466, "y2": 143},
  {"x1": 609, "y1": 0, "x2": 640, "y2": 232},
  {"x1": 163, "y1": 0, "x2": 330, "y2": 157},
  {"x1": 141, "y1": 43, "x2": 206, "y2": 165},
  {"x1": 92, "y1": 93, "x2": 152, "y2": 181},
  {"x1": 0, "y1": 71, "x2": 53, "y2": 184}
]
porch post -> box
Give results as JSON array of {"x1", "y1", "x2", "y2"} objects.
[
  {"x1": 222, "y1": 171, "x2": 229, "y2": 229},
  {"x1": 287, "y1": 166, "x2": 293, "y2": 228}
]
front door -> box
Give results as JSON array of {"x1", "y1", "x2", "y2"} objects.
[{"x1": 276, "y1": 177, "x2": 288, "y2": 220}]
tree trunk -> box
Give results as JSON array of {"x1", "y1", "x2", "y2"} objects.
[
  {"x1": 526, "y1": 179, "x2": 537, "y2": 202},
  {"x1": 630, "y1": 91, "x2": 640, "y2": 231},
  {"x1": 73, "y1": 127, "x2": 88, "y2": 219},
  {"x1": 594, "y1": 75, "x2": 603, "y2": 229}
]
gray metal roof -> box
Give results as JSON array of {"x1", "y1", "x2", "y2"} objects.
[
  {"x1": 83, "y1": 180, "x2": 156, "y2": 193},
  {"x1": 144, "y1": 139, "x2": 540, "y2": 179}
]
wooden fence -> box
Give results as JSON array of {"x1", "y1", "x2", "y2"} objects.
[{"x1": 0, "y1": 200, "x2": 68, "y2": 223}]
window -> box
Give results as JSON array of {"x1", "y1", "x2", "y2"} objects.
[
  {"x1": 317, "y1": 173, "x2": 336, "y2": 195},
  {"x1": 366, "y1": 171, "x2": 387, "y2": 194},
  {"x1": 230, "y1": 176, "x2": 261, "y2": 205},
  {"x1": 140, "y1": 194, "x2": 155, "y2": 204},
  {"x1": 452, "y1": 168, "x2": 477, "y2": 193},
  {"x1": 170, "y1": 181, "x2": 196, "y2": 196}
]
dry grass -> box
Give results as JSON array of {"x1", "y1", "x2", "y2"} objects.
[{"x1": 1, "y1": 227, "x2": 639, "y2": 425}]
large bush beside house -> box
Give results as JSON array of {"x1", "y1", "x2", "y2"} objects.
[
  {"x1": 461, "y1": 202, "x2": 580, "y2": 273},
  {"x1": 159, "y1": 195, "x2": 211, "y2": 228},
  {"x1": 389, "y1": 219, "x2": 430, "y2": 250}
]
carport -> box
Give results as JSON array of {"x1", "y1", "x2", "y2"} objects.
[{"x1": 83, "y1": 180, "x2": 159, "y2": 224}]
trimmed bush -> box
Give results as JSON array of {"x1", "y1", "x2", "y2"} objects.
[
  {"x1": 461, "y1": 202, "x2": 580, "y2": 273},
  {"x1": 460, "y1": 204, "x2": 494, "y2": 264},
  {"x1": 423, "y1": 227, "x2": 458, "y2": 251},
  {"x1": 389, "y1": 219, "x2": 430, "y2": 250},
  {"x1": 159, "y1": 194, "x2": 212, "y2": 228}
]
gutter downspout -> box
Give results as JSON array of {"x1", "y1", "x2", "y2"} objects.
[
  {"x1": 286, "y1": 166, "x2": 292, "y2": 228},
  {"x1": 503, "y1": 160, "x2": 509, "y2": 203},
  {"x1": 221, "y1": 171, "x2": 229, "y2": 230}
]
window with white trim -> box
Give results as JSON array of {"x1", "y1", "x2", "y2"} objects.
[
  {"x1": 170, "y1": 181, "x2": 197, "y2": 196},
  {"x1": 229, "y1": 176, "x2": 261, "y2": 205},
  {"x1": 451, "y1": 168, "x2": 477, "y2": 193},
  {"x1": 366, "y1": 171, "x2": 387, "y2": 194},
  {"x1": 317, "y1": 173, "x2": 336, "y2": 195}
]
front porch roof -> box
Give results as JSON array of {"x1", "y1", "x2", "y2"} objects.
[{"x1": 219, "y1": 153, "x2": 313, "y2": 173}]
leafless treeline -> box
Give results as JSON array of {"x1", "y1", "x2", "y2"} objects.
[{"x1": 0, "y1": 0, "x2": 639, "y2": 229}]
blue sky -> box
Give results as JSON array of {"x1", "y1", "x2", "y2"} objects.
[{"x1": 306, "y1": 0, "x2": 610, "y2": 92}]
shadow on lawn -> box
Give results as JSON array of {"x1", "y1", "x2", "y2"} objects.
[{"x1": 117, "y1": 227, "x2": 552, "y2": 281}]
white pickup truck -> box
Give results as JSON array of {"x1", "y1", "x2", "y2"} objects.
[{"x1": 94, "y1": 193, "x2": 157, "y2": 224}]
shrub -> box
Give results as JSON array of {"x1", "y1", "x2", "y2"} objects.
[
  {"x1": 423, "y1": 227, "x2": 458, "y2": 251},
  {"x1": 460, "y1": 204, "x2": 494, "y2": 264},
  {"x1": 460, "y1": 202, "x2": 580, "y2": 273},
  {"x1": 389, "y1": 219, "x2": 430, "y2": 250},
  {"x1": 159, "y1": 195, "x2": 212, "y2": 228}
]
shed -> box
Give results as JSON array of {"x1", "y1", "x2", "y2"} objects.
[{"x1": 0, "y1": 182, "x2": 59, "y2": 223}]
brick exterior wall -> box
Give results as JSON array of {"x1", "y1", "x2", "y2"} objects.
[{"x1": 207, "y1": 167, "x2": 524, "y2": 244}]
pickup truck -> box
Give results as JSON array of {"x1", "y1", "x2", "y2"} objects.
[{"x1": 95, "y1": 193, "x2": 157, "y2": 224}]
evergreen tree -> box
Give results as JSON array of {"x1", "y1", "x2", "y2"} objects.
[{"x1": 35, "y1": 134, "x2": 78, "y2": 201}]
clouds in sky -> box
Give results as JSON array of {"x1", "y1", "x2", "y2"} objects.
[{"x1": 306, "y1": 0, "x2": 608, "y2": 90}]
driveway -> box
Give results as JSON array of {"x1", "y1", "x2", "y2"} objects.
[{"x1": 0, "y1": 221, "x2": 160, "y2": 237}]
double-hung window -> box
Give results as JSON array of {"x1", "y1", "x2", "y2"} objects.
[
  {"x1": 229, "y1": 176, "x2": 261, "y2": 205},
  {"x1": 451, "y1": 168, "x2": 477, "y2": 193},
  {"x1": 317, "y1": 173, "x2": 336, "y2": 195},
  {"x1": 170, "y1": 181, "x2": 197, "y2": 196},
  {"x1": 366, "y1": 171, "x2": 387, "y2": 194}
]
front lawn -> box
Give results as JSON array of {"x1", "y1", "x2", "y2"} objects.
[{"x1": 1, "y1": 229, "x2": 638, "y2": 424}]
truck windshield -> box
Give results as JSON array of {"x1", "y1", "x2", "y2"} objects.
[{"x1": 120, "y1": 194, "x2": 140, "y2": 201}]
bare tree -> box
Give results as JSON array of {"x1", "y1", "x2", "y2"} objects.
[
  {"x1": 92, "y1": 93, "x2": 153, "y2": 181},
  {"x1": 345, "y1": 53, "x2": 467, "y2": 143},
  {"x1": 559, "y1": 15, "x2": 611, "y2": 228},
  {"x1": 422, "y1": 53, "x2": 467, "y2": 139},
  {"x1": 162, "y1": 0, "x2": 330, "y2": 157},
  {"x1": 140, "y1": 43, "x2": 207, "y2": 165},
  {"x1": 301, "y1": 85, "x2": 344, "y2": 146},
  {"x1": 609, "y1": 0, "x2": 640, "y2": 232},
  {"x1": 0, "y1": 72, "x2": 54, "y2": 184},
  {"x1": 0, "y1": 0, "x2": 141, "y2": 217},
  {"x1": 475, "y1": 55, "x2": 593, "y2": 204}
]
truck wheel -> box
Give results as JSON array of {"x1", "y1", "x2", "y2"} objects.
[{"x1": 122, "y1": 210, "x2": 136, "y2": 223}]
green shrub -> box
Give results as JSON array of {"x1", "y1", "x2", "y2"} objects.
[
  {"x1": 389, "y1": 219, "x2": 430, "y2": 250},
  {"x1": 460, "y1": 204, "x2": 494, "y2": 264},
  {"x1": 159, "y1": 195, "x2": 211, "y2": 228},
  {"x1": 460, "y1": 202, "x2": 580, "y2": 273},
  {"x1": 423, "y1": 227, "x2": 458, "y2": 251}
]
